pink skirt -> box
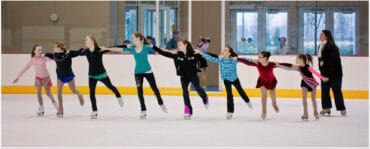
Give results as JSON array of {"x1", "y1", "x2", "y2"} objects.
[{"x1": 35, "y1": 76, "x2": 52, "y2": 88}]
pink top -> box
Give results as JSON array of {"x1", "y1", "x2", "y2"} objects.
[{"x1": 16, "y1": 56, "x2": 52, "y2": 79}]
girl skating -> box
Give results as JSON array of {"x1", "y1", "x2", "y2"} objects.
[
  {"x1": 237, "y1": 51, "x2": 281, "y2": 120},
  {"x1": 44, "y1": 41, "x2": 84, "y2": 117},
  {"x1": 151, "y1": 39, "x2": 209, "y2": 120},
  {"x1": 195, "y1": 47, "x2": 252, "y2": 119},
  {"x1": 102, "y1": 32, "x2": 167, "y2": 119},
  {"x1": 280, "y1": 54, "x2": 329, "y2": 120},
  {"x1": 80, "y1": 35, "x2": 124, "y2": 119},
  {"x1": 13, "y1": 45, "x2": 58, "y2": 116}
]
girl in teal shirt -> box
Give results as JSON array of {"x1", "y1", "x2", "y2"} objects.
[{"x1": 103, "y1": 32, "x2": 167, "y2": 119}]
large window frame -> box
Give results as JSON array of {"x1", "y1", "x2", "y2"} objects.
[
  {"x1": 229, "y1": 6, "x2": 288, "y2": 55},
  {"x1": 124, "y1": 1, "x2": 179, "y2": 48},
  {"x1": 298, "y1": 7, "x2": 359, "y2": 55}
]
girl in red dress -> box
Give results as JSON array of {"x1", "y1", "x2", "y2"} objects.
[{"x1": 237, "y1": 51, "x2": 282, "y2": 120}]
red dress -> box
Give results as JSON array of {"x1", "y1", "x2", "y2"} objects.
[{"x1": 238, "y1": 58, "x2": 278, "y2": 90}]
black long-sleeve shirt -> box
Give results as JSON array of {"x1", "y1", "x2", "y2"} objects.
[
  {"x1": 79, "y1": 48, "x2": 110, "y2": 76},
  {"x1": 318, "y1": 44, "x2": 343, "y2": 79},
  {"x1": 44, "y1": 50, "x2": 81, "y2": 78},
  {"x1": 152, "y1": 46, "x2": 203, "y2": 79}
]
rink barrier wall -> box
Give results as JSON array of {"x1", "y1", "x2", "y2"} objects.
[{"x1": 2, "y1": 54, "x2": 368, "y2": 99}]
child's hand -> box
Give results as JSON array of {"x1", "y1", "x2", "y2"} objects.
[
  {"x1": 320, "y1": 61, "x2": 324, "y2": 67},
  {"x1": 194, "y1": 49, "x2": 202, "y2": 55},
  {"x1": 323, "y1": 77, "x2": 329, "y2": 82},
  {"x1": 13, "y1": 78, "x2": 18, "y2": 84},
  {"x1": 127, "y1": 44, "x2": 132, "y2": 48},
  {"x1": 148, "y1": 44, "x2": 154, "y2": 48},
  {"x1": 232, "y1": 57, "x2": 238, "y2": 61},
  {"x1": 274, "y1": 62, "x2": 281, "y2": 67}
]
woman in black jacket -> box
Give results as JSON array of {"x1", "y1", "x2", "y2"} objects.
[
  {"x1": 318, "y1": 30, "x2": 346, "y2": 116},
  {"x1": 150, "y1": 39, "x2": 209, "y2": 120}
]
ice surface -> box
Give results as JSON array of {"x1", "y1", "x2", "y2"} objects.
[{"x1": 1, "y1": 94, "x2": 368, "y2": 147}]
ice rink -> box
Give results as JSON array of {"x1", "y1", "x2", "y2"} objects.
[{"x1": 2, "y1": 94, "x2": 368, "y2": 147}]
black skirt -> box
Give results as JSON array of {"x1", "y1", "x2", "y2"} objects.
[{"x1": 301, "y1": 80, "x2": 314, "y2": 92}]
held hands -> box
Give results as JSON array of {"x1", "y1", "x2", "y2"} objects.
[
  {"x1": 100, "y1": 46, "x2": 107, "y2": 50},
  {"x1": 193, "y1": 49, "x2": 203, "y2": 55},
  {"x1": 274, "y1": 62, "x2": 281, "y2": 67},
  {"x1": 323, "y1": 77, "x2": 329, "y2": 82},
  {"x1": 320, "y1": 61, "x2": 324, "y2": 67},
  {"x1": 232, "y1": 57, "x2": 238, "y2": 61},
  {"x1": 13, "y1": 78, "x2": 19, "y2": 84}
]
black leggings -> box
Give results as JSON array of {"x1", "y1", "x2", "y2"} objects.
[
  {"x1": 89, "y1": 77, "x2": 121, "y2": 112},
  {"x1": 135, "y1": 73, "x2": 164, "y2": 111},
  {"x1": 224, "y1": 79, "x2": 250, "y2": 113},
  {"x1": 181, "y1": 76, "x2": 208, "y2": 115}
]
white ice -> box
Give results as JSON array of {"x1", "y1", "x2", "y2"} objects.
[{"x1": 1, "y1": 94, "x2": 368, "y2": 147}]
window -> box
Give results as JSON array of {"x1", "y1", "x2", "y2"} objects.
[
  {"x1": 303, "y1": 11, "x2": 326, "y2": 54},
  {"x1": 300, "y1": 8, "x2": 358, "y2": 55},
  {"x1": 230, "y1": 8, "x2": 288, "y2": 55},
  {"x1": 125, "y1": 7, "x2": 137, "y2": 43},
  {"x1": 334, "y1": 11, "x2": 356, "y2": 55},
  {"x1": 265, "y1": 10, "x2": 288, "y2": 54},
  {"x1": 235, "y1": 12, "x2": 258, "y2": 54},
  {"x1": 143, "y1": 9, "x2": 156, "y2": 39},
  {"x1": 124, "y1": 1, "x2": 179, "y2": 49}
]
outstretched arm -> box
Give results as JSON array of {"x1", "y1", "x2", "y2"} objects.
[
  {"x1": 308, "y1": 66, "x2": 329, "y2": 82},
  {"x1": 202, "y1": 52, "x2": 220, "y2": 63},
  {"x1": 237, "y1": 57, "x2": 257, "y2": 66},
  {"x1": 69, "y1": 48, "x2": 85, "y2": 58},
  {"x1": 101, "y1": 46, "x2": 125, "y2": 53},
  {"x1": 13, "y1": 59, "x2": 32, "y2": 84},
  {"x1": 150, "y1": 45, "x2": 177, "y2": 58},
  {"x1": 278, "y1": 63, "x2": 299, "y2": 71},
  {"x1": 44, "y1": 53, "x2": 54, "y2": 60}
]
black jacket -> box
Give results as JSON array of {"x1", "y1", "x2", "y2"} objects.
[
  {"x1": 79, "y1": 48, "x2": 110, "y2": 76},
  {"x1": 318, "y1": 43, "x2": 343, "y2": 79},
  {"x1": 152, "y1": 46, "x2": 203, "y2": 79}
]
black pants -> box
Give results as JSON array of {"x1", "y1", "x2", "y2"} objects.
[
  {"x1": 224, "y1": 79, "x2": 250, "y2": 113},
  {"x1": 321, "y1": 78, "x2": 346, "y2": 111},
  {"x1": 89, "y1": 77, "x2": 121, "y2": 112},
  {"x1": 180, "y1": 76, "x2": 207, "y2": 115},
  {"x1": 135, "y1": 73, "x2": 164, "y2": 111}
]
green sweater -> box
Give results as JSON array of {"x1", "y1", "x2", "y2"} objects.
[{"x1": 123, "y1": 45, "x2": 153, "y2": 74}]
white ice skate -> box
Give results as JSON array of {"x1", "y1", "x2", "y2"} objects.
[
  {"x1": 91, "y1": 111, "x2": 98, "y2": 119},
  {"x1": 117, "y1": 97, "x2": 124, "y2": 108},
  {"x1": 37, "y1": 106, "x2": 44, "y2": 116},
  {"x1": 140, "y1": 111, "x2": 147, "y2": 119}
]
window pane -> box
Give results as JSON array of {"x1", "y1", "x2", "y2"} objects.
[
  {"x1": 124, "y1": 7, "x2": 137, "y2": 43},
  {"x1": 161, "y1": 1, "x2": 178, "y2": 49},
  {"x1": 303, "y1": 12, "x2": 325, "y2": 55},
  {"x1": 144, "y1": 9, "x2": 156, "y2": 40},
  {"x1": 236, "y1": 12, "x2": 258, "y2": 54},
  {"x1": 266, "y1": 11, "x2": 288, "y2": 54},
  {"x1": 334, "y1": 12, "x2": 356, "y2": 55}
]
